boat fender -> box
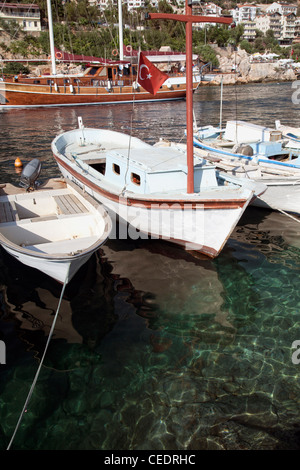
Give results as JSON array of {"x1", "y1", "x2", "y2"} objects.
[
  {"x1": 69, "y1": 84, "x2": 74, "y2": 93},
  {"x1": 14, "y1": 157, "x2": 23, "y2": 168},
  {"x1": 132, "y1": 81, "x2": 139, "y2": 90},
  {"x1": 54, "y1": 83, "x2": 58, "y2": 92},
  {"x1": 166, "y1": 80, "x2": 172, "y2": 89}
]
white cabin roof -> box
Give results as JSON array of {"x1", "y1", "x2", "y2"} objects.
[{"x1": 107, "y1": 147, "x2": 207, "y2": 174}]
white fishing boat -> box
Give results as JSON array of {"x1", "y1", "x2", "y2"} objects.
[
  {"x1": 0, "y1": 164, "x2": 112, "y2": 283},
  {"x1": 51, "y1": 119, "x2": 263, "y2": 258},
  {"x1": 192, "y1": 121, "x2": 300, "y2": 214}
]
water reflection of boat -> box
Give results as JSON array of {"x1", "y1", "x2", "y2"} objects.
[
  {"x1": 0, "y1": 248, "x2": 117, "y2": 352},
  {"x1": 234, "y1": 206, "x2": 300, "y2": 253},
  {"x1": 102, "y1": 240, "x2": 235, "y2": 336}
]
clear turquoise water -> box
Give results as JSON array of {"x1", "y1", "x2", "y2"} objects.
[{"x1": 0, "y1": 82, "x2": 299, "y2": 450}]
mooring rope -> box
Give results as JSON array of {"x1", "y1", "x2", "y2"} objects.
[
  {"x1": 255, "y1": 196, "x2": 300, "y2": 224},
  {"x1": 6, "y1": 276, "x2": 68, "y2": 450}
]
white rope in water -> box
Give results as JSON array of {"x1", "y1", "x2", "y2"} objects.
[
  {"x1": 256, "y1": 196, "x2": 300, "y2": 224},
  {"x1": 276, "y1": 207, "x2": 300, "y2": 223},
  {"x1": 6, "y1": 276, "x2": 68, "y2": 450}
]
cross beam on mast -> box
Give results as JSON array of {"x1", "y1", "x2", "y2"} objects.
[{"x1": 146, "y1": 3, "x2": 233, "y2": 194}]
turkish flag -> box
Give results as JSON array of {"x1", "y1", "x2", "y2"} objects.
[{"x1": 137, "y1": 52, "x2": 169, "y2": 95}]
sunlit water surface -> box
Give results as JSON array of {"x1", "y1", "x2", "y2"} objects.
[{"x1": 0, "y1": 82, "x2": 300, "y2": 450}]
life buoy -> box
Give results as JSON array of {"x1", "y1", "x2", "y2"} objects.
[
  {"x1": 55, "y1": 51, "x2": 63, "y2": 59},
  {"x1": 112, "y1": 49, "x2": 118, "y2": 56},
  {"x1": 126, "y1": 45, "x2": 132, "y2": 53}
]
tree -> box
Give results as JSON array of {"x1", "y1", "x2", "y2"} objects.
[
  {"x1": 195, "y1": 44, "x2": 219, "y2": 67},
  {"x1": 240, "y1": 39, "x2": 253, "y2": 53}
]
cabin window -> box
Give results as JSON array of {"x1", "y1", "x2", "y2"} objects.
[
  {"x1": 131, "y1": 172, "x2": 141, "y2": 186},
  {"x1": 113, "y1": 163, "x2": 120, "y2": 175},
  {"x1": 89, "y1": 67, "x2": 99, "y2": 76}
]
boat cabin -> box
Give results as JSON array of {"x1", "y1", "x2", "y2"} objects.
[
  {"x1": 7, "y1": 61, "x2": 137, "y2": 88},
  {"x1": 98, "y1": 147, "x2": 218, "y2": 194}
]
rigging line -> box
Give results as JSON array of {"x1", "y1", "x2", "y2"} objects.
[
  {"x1": 120, "y1": 53, "x2": 139, "y2": 197},
  {"x1": 6, "y1": 275, "x2": 69, "y2": 451}
]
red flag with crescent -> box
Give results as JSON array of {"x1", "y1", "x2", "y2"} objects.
[{"x1": 137, "y1": 52, "x2": 169, "y2": 95}]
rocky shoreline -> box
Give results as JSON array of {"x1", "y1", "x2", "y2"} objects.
[{"x1": 201, "y1": 48, "x2": 299, "y2": 86}]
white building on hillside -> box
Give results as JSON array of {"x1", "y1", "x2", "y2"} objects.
[
  {"x1": 0, "y1": 2, "x2": 41, "y2": 34},
  {"x1": 255, "y1": 12, "x2": 282, "y2": 40},
  {"x1": 281, "y1": 12, "x2": 298, "y2": 43},
  {"x1": 242, "y1": 20, "x2": 257, "y2": 41},
  {"x1": 201, "y1": 2, "x2": 222, "y2": 16},
  {"x1": 231, "y1": 4, "x2": 261, "y2": 24},
  {"x1": 266, "y1": 2, "x2": 298, "y2": 16}
]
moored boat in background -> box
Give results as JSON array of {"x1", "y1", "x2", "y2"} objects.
[
  {"x1": 0, "y1": 0, "x2": 200, "y2": 108},
  {"x1": 192, "y1": 120, "x2": 300, "y2": 214}
]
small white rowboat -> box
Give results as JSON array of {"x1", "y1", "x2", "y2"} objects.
[{"x1": 0, "y1": 177, "x2": 112, "y2": 283}]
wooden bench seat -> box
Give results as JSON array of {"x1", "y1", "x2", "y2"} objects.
[
  {"x1": 54, "y1": 194, "x2": 88, "y2": 215},
  {"x1": 0, "y1": 200, "x2": 19, "y2": 223}
]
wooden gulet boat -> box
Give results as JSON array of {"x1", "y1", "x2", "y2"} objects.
[
  {"x1": 0, "y1": 0, "x2": 199, "y2": 108},
  {"x1": 0, "y1": 165, "x2": 112, "y2": 283}
]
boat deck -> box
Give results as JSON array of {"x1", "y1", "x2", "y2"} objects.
[{"x1": 0, "y1": 179, "x2": 89, "y2": 224}]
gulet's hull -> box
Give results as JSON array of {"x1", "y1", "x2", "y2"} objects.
[{"x1": 0, "y1": 81, "x2": 198, "y2": 107}]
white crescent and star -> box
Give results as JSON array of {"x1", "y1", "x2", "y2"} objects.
[{"x1": 139, "y1": 64, "x2": 152, "y2": 81}]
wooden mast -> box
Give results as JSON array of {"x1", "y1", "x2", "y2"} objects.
[{"x1": 147, "y1": 3, "x2": 233, "y2": 194}]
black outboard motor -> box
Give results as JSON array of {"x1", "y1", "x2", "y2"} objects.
[{"x1": 19, "y1": 158, "x2": 42, "y2": 191}]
